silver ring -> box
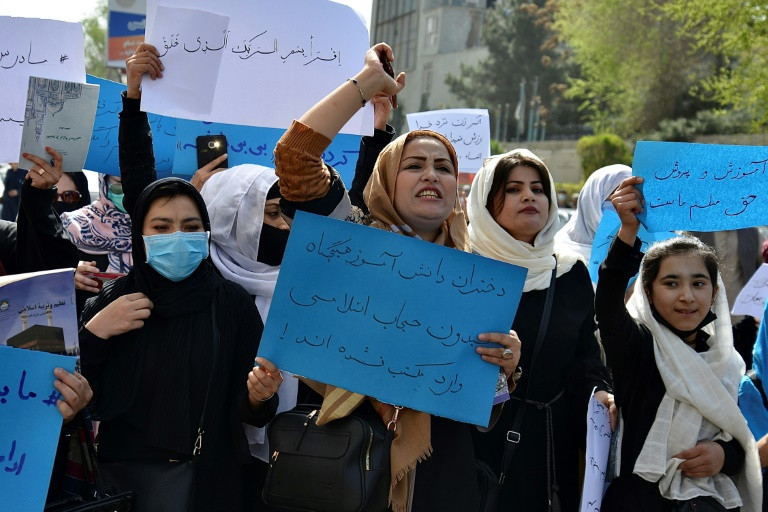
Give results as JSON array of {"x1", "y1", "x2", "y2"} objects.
[{"x1": 501, "y1": 348, "x2": 514, "y2": 360}]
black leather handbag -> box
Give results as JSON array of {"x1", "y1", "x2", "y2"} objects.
[{"x1": 263, "y1": 403, "x2": 393, "y2": 512}]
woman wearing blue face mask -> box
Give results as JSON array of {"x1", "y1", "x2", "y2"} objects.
[{"x1": 79, "y1": 177, "x2": 282, "y2": 512}]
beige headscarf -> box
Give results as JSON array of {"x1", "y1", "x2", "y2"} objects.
[
  {"x1": 467, "y1": 149, "x2": 580, "y2": 292},
  {"x1": 314, "y1": 130, "x2": 468, "y2": 512},
  {"x1": 365, "y1": 129, "x2": 469, "y2": 251}
]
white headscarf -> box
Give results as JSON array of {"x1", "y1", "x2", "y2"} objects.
[
  {"x1": 202, "y1": 164, "x2": 281, "y2": 319},
  {"x1": 467, "y1": 149, "x2": 581, "y2": 292},
  {"x1": 201, "y1": 164, "x2": 298, "y2": 462},
  {"x1": 554, "y1": 164, "x2": 632, "y2": 260},
  {"x1": 627, "y1": 252, "x2": 761, "y2": 510}
]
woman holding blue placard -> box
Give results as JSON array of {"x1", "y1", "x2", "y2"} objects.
[
  {"x1": 468, "y1": 149, "x2": 614, "y2": 511},
  {"x1": 596, "y1": 176, "x2": 761, "y2": 511},
  {"x1": 273, "y1": 42, "x2": 521, "y2": 512}
]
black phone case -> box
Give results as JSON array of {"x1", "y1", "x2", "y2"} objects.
[{"x1": 196, "y1": 135, "x2": 229, "y2": 169}]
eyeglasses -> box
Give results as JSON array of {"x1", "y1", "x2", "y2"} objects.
[
  {"x1": 53, "y1": 190, "x2": 82, "y2": 204},
  {"x1": 108, "y1": 183, "x2": 123, "y2": 194}
]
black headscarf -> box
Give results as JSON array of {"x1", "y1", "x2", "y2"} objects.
[
  {"x1": 51, "y1": 172, "x2": 92, "y2": 215},
  {"x1": 130, "y1": 177, "x2": 220, "y2": 317},
  {"x1": 82, "y1": 178, "x2": 223, "y2": 455}
]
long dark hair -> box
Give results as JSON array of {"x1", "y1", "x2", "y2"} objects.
[{"x1": 485, "y1": 153, "x2": 552, "y2": 218}]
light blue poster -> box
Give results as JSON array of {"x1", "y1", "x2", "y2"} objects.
[
  {"x1": 0, "y1": 347, "x2": 77, "y2": 512},
  {"x1": 85, "y1": 75, "x2": 176, "y2": 178},
  {"x1": 588, "y1": 210, "x2": 675, "y2": 283},
  {"x1": 258, "y1": 212, "x2": 528, "y2": 426},
  {"x1": 633, "y1": 141, "x2": 768, "y2": 232},
  {"x1": 172, "y1": 119, "x2": 362, "y2": 185}
]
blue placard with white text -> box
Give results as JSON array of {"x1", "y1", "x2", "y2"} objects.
[
  {"x1": 257, "y1": 211, "x2": 528, "y2": 426},
  {"x1": 172, "y1": 119, "x2": 362, "y2": 185},
  {"x1": 0, "y1": 347, "x2": 77, "y2": 512},
  {"x1": 633, "y1": 141, "x2": 768, "y2": 232}
]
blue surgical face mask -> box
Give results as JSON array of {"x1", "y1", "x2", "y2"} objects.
[
  {"x1": 108, "y1": 189, "x2": 126, "y2": 213},
  {"x1": 143, "y1": 231, "x2": 210, "y2": 282}
]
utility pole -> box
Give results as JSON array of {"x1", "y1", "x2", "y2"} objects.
[
  {"x1": 502, "y1": 103, "x2": 510, "y2": 142},
  {"x1": 494, "y1": 103, "x2": 502, "y2": 141},
  {"x1": 515, "y1": 79, "x2": 525, "y2": 142},
  {"x1": 527, "y1": 76, "x2": 538, "y2": 142}
]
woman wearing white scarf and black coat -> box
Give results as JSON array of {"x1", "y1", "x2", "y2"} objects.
[
  {"x1": 469, "y1": 149, "x2": 613, "y2": 511},
  {"x1": 596, "y1": 176, "x2": 761, "y2": 511}
]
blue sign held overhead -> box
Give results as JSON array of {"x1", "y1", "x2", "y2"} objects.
[
  {"x1": 85, "y1": 75, "x2": 175, "y2": 178},
  {"x1": 172, "y1": 119, "x2": 362, "y2": 185},
  {"x1": 633, "y1": 141, "x2": 768, "y2": 232}
]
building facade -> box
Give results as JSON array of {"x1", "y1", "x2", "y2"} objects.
[{"x1": 371, "y1": 0, "x2": 495, "y2": 131}]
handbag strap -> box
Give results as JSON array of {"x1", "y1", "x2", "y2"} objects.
[
  {"x1": 193, "y1": 299, "x2": 221, "y2": 459},
  {"x1": 498, "y1": 260, "x2": 557, "y2": 484}
]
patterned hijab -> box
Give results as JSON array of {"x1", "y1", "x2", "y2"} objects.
[{"x1": 61, "y1": 174, "x2": 132, "y2": 273}]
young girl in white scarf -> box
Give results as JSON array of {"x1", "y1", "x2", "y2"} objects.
[{"x1": 596, "y1": 176, "x2": 762, "y2": 511}]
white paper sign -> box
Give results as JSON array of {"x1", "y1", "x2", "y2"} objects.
[
  {"x1": 19, "y1": 77, "x2": 99, "y2": 173},
  {"x1": 406, "y1": 108, "x2": 491, "y2": 174},
  {"x1": 0, "y1": 17, "x2": 86, "y2": 162},
  {"x1": 143, "y1": 0, "x2": 373, "y2": 135},
  {"x1": 732, "y1": 263, "x2": 768, "y2": 318},
  {"x1": 580, "y1": 392, "x2": 611, "y2": 512},
  {"x1": 146, "y1": 7, "x2": 229, "y2": 115}
]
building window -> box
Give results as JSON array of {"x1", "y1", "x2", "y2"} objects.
[
  {"x1": 425, "y1": 14, "x2": 438, "y2": 48},
  {"x1": 423, "y1": 62, "x2": 433, "y2": 95}
]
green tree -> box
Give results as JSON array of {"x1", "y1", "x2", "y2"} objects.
[
  {"x1": 83, "y1": 0, "x2": 122, "y2": 81},
  {"x1": 556, "y1": 0, "x2": 717, "y2": 136},
  {"x1": 663, "y1": 0, "x2": 768, "y2": 130},
  {"x1": 445, "y1": 0, "x2": 579, "y2": 138}
]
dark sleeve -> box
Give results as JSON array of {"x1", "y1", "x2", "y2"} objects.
[
  {"x1": 567, "y1": 263, "x2": 613, "y2": 400},
  {"x1": 715, "y1": 438, "x2": 745, "y2": 476},
  {"x1": 78, "y1": 280, "x2": 128, "y2": 414},
  {"x1": 0, "y1": 219, "x2": 17, "y2": 275},
  {"x1": 16, "y1": 180, "x2": 79, "y2": 273},
  {"x1": 118, "y1": 91, "x2": 156, "y2": 219},
  {"x1": 595, "y1": 236, "x2": 646, "y2": 377},
  {"x1": 219, "y1": 282, "x2": 277, "y2": 427},
  {"x1": 349, "y1": 125, "x2": 395, "y2": 214}
]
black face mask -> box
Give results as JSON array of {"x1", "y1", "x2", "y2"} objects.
[
  {"x1": 257, "y1": 224, "x2": 289, "y2": 266},
  {"x1": 52, "y1": 201, "x2": 81, "y2": 215}
]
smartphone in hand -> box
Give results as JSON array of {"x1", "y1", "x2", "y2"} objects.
[
  {"x1": 196, "y1": 135, "x2": 229, "y2": 169},
  {"x1": 82, "y1": 272, "x2": 127, "y2": 290},
  {"x1": 378, "y1": 51, "x2": 398, "y2": 109}
]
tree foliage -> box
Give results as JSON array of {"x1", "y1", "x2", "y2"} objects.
[
  {"x1": 556, "y1": 0, "x2": 718, "y2": 137},
  {"x1": 445, "y1": 0, "x2": 579, "y2": 135},
  {"x1": 663, "y1": 0, "x2": 768, "y2": 130},
  {"x1": 83, "y1": 0, "x2": 122, "y2": 81}
]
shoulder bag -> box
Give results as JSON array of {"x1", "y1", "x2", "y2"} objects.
[
  {"x1": 476, "y1": 263, "x2": 557, "y2": 512},
  {"x1": 263, "y1": 401, "x2": 393, "y2": 512}
]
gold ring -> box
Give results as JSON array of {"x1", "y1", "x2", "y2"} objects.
[{"x1": 502, "y1": 348, "x2": 514, "y2": 360}]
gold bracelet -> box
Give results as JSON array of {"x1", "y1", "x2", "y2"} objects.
[{"x1": 347, "y1": 78, "x2": 366, "y2": 106}]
